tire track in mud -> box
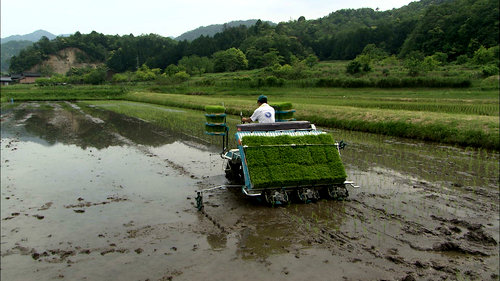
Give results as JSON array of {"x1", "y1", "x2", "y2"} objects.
[
  {"x1": 275, "y1": 203, "x2": 420, "y2": 278},
  {"x1": 273, "y1": 191, "x2": 498, "y2": 280}
]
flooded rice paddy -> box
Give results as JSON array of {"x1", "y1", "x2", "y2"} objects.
[{"x1": 1, "y1": 101, "x2": 498, "y2": 281}]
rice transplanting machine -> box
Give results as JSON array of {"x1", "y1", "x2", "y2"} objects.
[{"x1": 199, "y1": 104, "x2": 358, "y2": 208}]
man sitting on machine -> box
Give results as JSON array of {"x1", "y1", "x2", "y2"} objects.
[{"x1": 241, "y1": 95, "x2": 275, "y2": 123}]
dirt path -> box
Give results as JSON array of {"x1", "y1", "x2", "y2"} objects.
[{"x1": 1, "y1": 102, "x2": 498, "y2": 280}]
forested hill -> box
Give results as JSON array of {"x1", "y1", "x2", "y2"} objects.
[
  {"x1": 175, "y1": 20, "x2": 276, "y2": 41},
  {"x1": 8, "y1": 0, "x2": 499, "y2": 74}
]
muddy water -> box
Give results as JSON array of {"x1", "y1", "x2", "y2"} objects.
[{"x1": 1, "y1": 101, "x2": 498, "y2": 281}]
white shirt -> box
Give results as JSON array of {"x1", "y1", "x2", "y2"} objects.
[{"x1": 250, "y1": 103, "x2": 275, "y2": 123}]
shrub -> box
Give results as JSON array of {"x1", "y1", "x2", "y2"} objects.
[
  {"x1": 432, "y1": 52, "x2": 448, "y2": 64},
  {"x1": 112, "y1": 73, "x2": 129, "y2": 83},
  {"x1": 174, "y1": 71, "x2": 190, "y2": 82},
  {"x1": 481, "y1": 65, "x2": 499, "y2": 77},
  {"x1": 346, "y1": 60, "x2": 362, "y2": 74},
  {"x1": 83, "y1": 67, "x2": 107, "y2": 85},
  {"x1": 473, "y1": 46, "x2": 496, "y2": 65},
  {"x1": 35, "y1": 78, "x2": 53, "y2": 86},
  {"x1": 455, "y1": 55, "x2": 469, "y2": 65},
  {"x1": 423, "y1": 56, "x2": 440, "y2": 71}
]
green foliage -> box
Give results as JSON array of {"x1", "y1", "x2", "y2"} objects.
[
  {"x1": 262, "y1": 49, "x2": 283, "y2": 67},
  {"x1": 35, "y1": 77, "x2": 53, "y2": 86},
  {"x1": 423, "y1": 56, "x2": 440, "y2": 71},
  {"x1": 346, "y1": 46, "x2": 379, "y2": 74},
  {"x1": 135, "y1": 64, "x2": 159, "y2": 81},
  {"x1": 400, "y1": 0, "x2": 499, "y2": 59},
  {"x1": 213, "y1": 48, "x2": 248, "y2": 72},
  {"x1": 404, "y1": 51, "x2": 425, "y2": 76},
  {"x1": 82, "y1": 66, "x2": 107, "y2": 85},
  {"x1": 7, "y1": 0, "x2": 498, "y2": 76},
  {"x1": 455, "y1": 55, "x2": 469, "y2": 65},
  {"x1": 112, "y1": 73, "x2": 130, "y2": 83},
  {"x1": 1, "y1": 40, "x2": 33, "y2": 72},
  {"x1": 361, "y1": 44, "x2": 388, "y2": 62},
  {"x1": 164, "y1": 64, "x2": 180, "y2": 76},
  {"x1": 178, "y1": 55, "x2": 214, "y2": 76},
  {"x1": 174, "y1": 71, "x2": 190, "y2": 82},
  {"x1": 432, "y1": 52, "x2": 448, "y2": 64},
  {"x1": 304, "y1": 54, "x2": 319, "y2": 68},
  {"x1": 241, "y1": 134, "x2": 347, "y2": 188},
  {"x1": 473, "y1": 45, "x2": 499, "y2": 65},
  {"x1": 481, "y1": 65, "x2": 499, "y2": 77},
  {"x1": 346, "y1": 60, "x2": 363, "y2": 74}
]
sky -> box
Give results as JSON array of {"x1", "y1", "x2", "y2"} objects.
[{"x1": 1, "y1": 0, "x2": 415, "y2": 38}]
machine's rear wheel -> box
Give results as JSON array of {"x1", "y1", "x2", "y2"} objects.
[
  {"x1": 296, "y1": 188, "x2": 320, "y2": 203},
  {"x1": 263, "y1": 190, "x2": 289, "y2": 206},
  {"x1": 225, "y1": 162, "x2": 243, "y2": 183},
  {"x1": 325, "y1": 185, "x2": 349, "y2": 200}
]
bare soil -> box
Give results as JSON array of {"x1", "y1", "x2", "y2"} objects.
[{"x1": 1, "y1": 102, "x2": 498, "y2": 281}]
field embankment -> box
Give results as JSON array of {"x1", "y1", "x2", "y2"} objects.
[{"x1": 122, "y1": 88, "x2": 499, "y2": 150}]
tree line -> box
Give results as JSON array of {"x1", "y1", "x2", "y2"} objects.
[{"x1": 9, "y1": 0, "x2": 498, "y2": 75}]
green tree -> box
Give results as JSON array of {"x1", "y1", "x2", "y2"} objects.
[
  {"x1": 164, "y1": 64, "x2": 180, "y2": 76},
  {"x1": 262, "y1": 49, "x2": 283, "y2": 67},
  {"x1": 472, "y1": 46, "x2": 499, "y2": 65},
  {"x1": 212, "y1": 48, "x2": 248, "y2": 72},
  {"x1": 83, "y1": 66, "x2": 107, "y2": 84},
  {"x1": 304, "y1": 54, "x2": 319, "y2": 68},
  {"x1": 178, "y1": 55, "x2": 214, "y2": 76},
  {"x1": 135, "y1": 64, "x2": 157, "y2": 81},
  {"x1": 404, "y1": 51, "x2": 425, "y2": 76}
]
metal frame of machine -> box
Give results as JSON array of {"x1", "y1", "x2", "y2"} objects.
[{"x1": 221, "y1": 121, "x2": 356, "y2": 205}]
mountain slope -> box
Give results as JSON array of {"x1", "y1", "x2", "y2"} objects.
[
  {"x1": 1, "y1": 40, "x2": 34, "y2": 72},
  {"x1": 1, "y1": 29, "x2": 57, "y2": 44},
  {"x1": 175, "y1": 19, "x2": 276, "y2": 41}
]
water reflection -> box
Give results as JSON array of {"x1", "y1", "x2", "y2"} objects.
[
  {"x1": 3, "y1": 101, "x2": 497, "y2": 190},
  {"x1": 1, "y1": 102, "x2": 182, "y2": 149},
  {"x1": 331, "y1": 129, "x2": 499, "y2": 190}
]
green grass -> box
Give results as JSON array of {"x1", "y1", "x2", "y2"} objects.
[
  {"x1": 123, "y1": 90, "x2": 499, "y2": 150},
  {"x1": 0, "y1": 84, "x2": 126, "y2": 102},
  {"x1": 242, "y1": 134, "x2": 347, "y2": 188}
]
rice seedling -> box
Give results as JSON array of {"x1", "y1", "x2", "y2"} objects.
[{"x1": 241, "y1": 134, "x2": 347, "y2": 188}]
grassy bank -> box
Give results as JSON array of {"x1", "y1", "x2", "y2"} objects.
[{"x1": 122, "y1": 89, "x2": 499, "y2": 150}]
